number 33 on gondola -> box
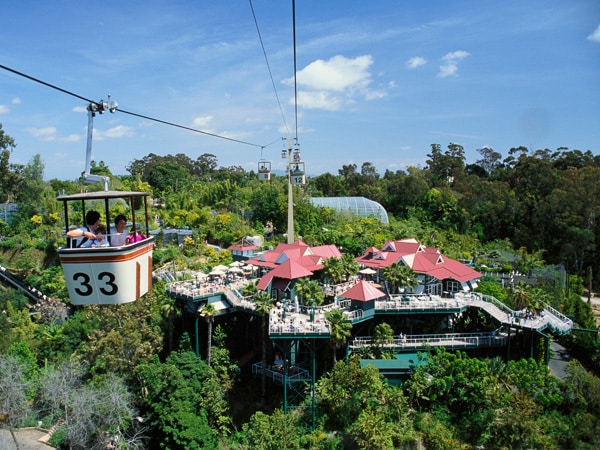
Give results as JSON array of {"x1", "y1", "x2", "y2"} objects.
[{"x1": 57, "y1": 191, "x2": 154, "y2": 305}]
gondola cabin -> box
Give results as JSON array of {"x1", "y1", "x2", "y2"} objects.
[
  {"x1": 289, "y1": 160, "x2": 306, "y2": 185},
  {"x1": 257, "y1": 160, "x2": 271, "y2": 181},
  {"x1": 57, "y1": 190, "x2": 154, "y2": 305}
]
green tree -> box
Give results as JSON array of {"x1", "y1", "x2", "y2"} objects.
[
  {"x1": 135, "y1": 352, "x2": 218, "y2": 448},
  {"x1": 254, "y1": 290, "x2": 275, "y2": 406},
  {"x1": 383, "y1": 262, "x2": 418, "y2": 294},
  {"x1": 317, "y1": 355, "x2": 416, "y2": 445},
  {"x1": 294, "y1": 277, "x2": 325, "y2": 306},
  {"x1": 147, "y1": 161, "x2": 191, "y2": 193},
  {"x1": 373, "y1": 322, "x2": 394, "y2": 351},
  {"x1": 0, "y1": 146, "x2": 21, "y2": 203},
  {"x1": 199, "y1": 303, "x2": 217, "y2": 367},
  {"x1": 239, "y1": 409, "x2": 304, "y2": 450},
  {"x1": 325, "y1": 308, "x2": 352, "y2": 366},
  {"x1": 321, "y1": 256, "x2": 345, "y2": 285}
]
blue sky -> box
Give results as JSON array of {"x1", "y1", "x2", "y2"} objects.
[{"x1": 1, "y1": 0, "x2": 599, "y2": 180}]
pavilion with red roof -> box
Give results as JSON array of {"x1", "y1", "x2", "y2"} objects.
[
  {"x1": 340, "y1": 280, "x2": 387, "y2": 314},
  {"x1": 355, "y1": 238, "x2": 481, "y2": 296}
]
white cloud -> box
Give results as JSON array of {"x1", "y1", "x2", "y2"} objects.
[
  {"x1": 283, "y1": 54, "x2": 386, "y2": 110},
  {"x1": 27, "y1": 127, "x2": 57, "y2": 141},
  {"x1": 94, "y1": 125, "x2": 134, "y2": 140},
  {"x1": 439, "y1": 50, "x2": 470, "y2": 77},
  {"x1": 442, "y1": 50, "x2": 470, "y2": 61},
  {"x1": 406, "y1": 56, "x2": 426, "y2": 69},
  {"x1": 72, "y1": 105, "x2": 87, "y2": 113},
  {"x1": 0, "y1": 105, "x2": 9, "y2": 114},
  {"x1": 439, "y1": 62, "x2": 459, "y2": 77},
  {"x1": 192, "y1": 115, "x2": 214, "y2": 130},
  {"x1": 61, "y1": 134, "x2": 81, "y2": 143},
  {"x1": 11, "y1": 97, "x2": 21, "y2": 105},
  {"x1": 295, "y1": 91, "x2": 344, "y2": 111},
  {"x1": 588, "y1": 24, "x2": 600, "y2": 43},
  {"x1": 291, "y1": 55, "x2": 373, "y2": 91}
]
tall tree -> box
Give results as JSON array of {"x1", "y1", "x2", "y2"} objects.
[
  {"x1": 0, "y1": 140, "x2": 21, "y2": 203},
  {"x1": 253, "y1": 291, "x2": 275, "y2": 406},
  {"x1": 199, "y1": 303, "x2": 217, "y2": 367},
  {"x1": 325, "y1": 308, "x2": 352, "y2": 366},
  {"x1": 383, "y1": 263, "x2": 418, "y2": 294},
  {"x1": 321, "y1": 256, "x2": 345, "y2": 285}
]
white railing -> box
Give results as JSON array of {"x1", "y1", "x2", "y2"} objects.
[{"x1": 349, "y1": 331, "x2": 507, "y2": 351}]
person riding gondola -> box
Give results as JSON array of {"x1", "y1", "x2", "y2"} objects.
[{"x1": 66, "y1": 210, "x2": 100, "y2": 248}]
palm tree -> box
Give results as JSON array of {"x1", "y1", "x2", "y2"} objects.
[
  {"x1": 322, "y1": 257, "x2": 345, "y2": 285},
  {"x1": 199, "y1": 303, "x2": 217, "y2": 367},
  {"x1": 325, "y1": 308, "x2": 352, "y2": 366},
  {"x1": 341, "y1": 253, "x2": 359, "y2": 280},
  {"x1": 294, "y1": 277, "x2": 325, "y2": 306},
  {"x1": 382, "y1": 262, "x2": 419, "y2": 294},
  {"x1": 511, "y1": 282, "x2": 530, "y2": 310},
  {"x1": 158, "y1": 287, "x2": 180, "y2": 353},
  {"x1": 373, "y1": 322, "x2": 394, "y2": 357},
  {"x1": 397, "y1": 264, "x2": 419, "y2": 293},
  {"x1": 253, "y1": 290, "x2": 275, "y2": 406},
  {"x1": 512, "y1": 282, "x2": 546, "y2": 314}
]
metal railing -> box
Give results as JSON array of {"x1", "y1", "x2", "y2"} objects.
[{"x1": 349, "y1": 331, "x2": 507, "y2": 352}]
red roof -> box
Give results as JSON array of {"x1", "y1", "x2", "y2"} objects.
[
  {"x1": 341, "y1": 280, "x2": 386, "y2": 301},
  {"x1": 247, "y1": 241, "x2": 341, "y2": 275},
  {"x1": 256, "y1": 258, "x2": 314, "y2": 290},
  {"x1": 355, "y1": 238, "x2": 481, "y2": 284},
  {"x1": 228, "y1": 244, "x2": 257, "y2": 251},
  {"x1": 249, "y1": 241, "x2": 343, "y2": 291}
]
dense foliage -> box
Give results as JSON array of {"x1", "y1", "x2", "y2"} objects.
[{"x1": 1, "y1": 124, "x2": 600, "y2": 448}]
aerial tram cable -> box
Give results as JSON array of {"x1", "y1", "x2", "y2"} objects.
[
  {"x1": 292, "y1": 0, "x2": 299, "y2": 142},
  {"x1": 248, "y1": 0, "x2": 291, "y2": 137},
  {"x1": 0, "y1": 64, "x2": 269, "y2": 149},
  {"x1": 252, "y1": 0, "x2": 306, "y2": 187}
]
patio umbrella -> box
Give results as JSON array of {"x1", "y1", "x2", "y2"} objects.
[
  {"x1": 212, "y1": 264, "x2": 229, "y2": 272},
  {"x1": 229, "y1": 261, "x2": 244, "y2": 267},
  {"x1": 209, "y1": 269, "x2": 226, "y2": 276},
  {"x1": 359, "y1": 268, "x2": 377, "y2": 275}
]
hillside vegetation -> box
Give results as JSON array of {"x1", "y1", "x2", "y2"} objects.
[{"x1": 1, "y1": 124, "x2": 600, "y2": 448}]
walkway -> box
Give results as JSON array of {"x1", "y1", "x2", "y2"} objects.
[
  {"x1": 348, "y1": 331, "x2": 508, "y2": 353},
  {"x1": 167, "y1": 278, "x2": 574, "y2": 339},
  {"x1": 371, "y1": 291, "x2": 573, "y2": 335}
]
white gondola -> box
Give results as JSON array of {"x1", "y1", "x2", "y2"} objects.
[
  {"x1": 257, "y1": 160, "x2": 271, "y2": 181},
  {"x1": 289, "y1": 161, "x2": 305, "y2": 185},
  {"x1": 57, "y1": 190, "x2": 154, "y2": 305}
]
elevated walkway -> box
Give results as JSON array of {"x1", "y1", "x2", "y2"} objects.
[
  {"x1": 348, "y1": 330, "x2": 508, "y2": 353},
  {"x1": 251, "y1": 361, "x2": 310, "y2": 385},
  {"x1": 167, "y1": 279, "x2": 573, "y2": 338}
]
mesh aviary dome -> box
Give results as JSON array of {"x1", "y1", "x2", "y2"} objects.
[{"x1": 309, "y1": 196, "x2": 389, "y2": 224}]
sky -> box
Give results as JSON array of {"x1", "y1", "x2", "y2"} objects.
[{"x1": 0, "y1": 0, "x2": 599, "y2": 181}]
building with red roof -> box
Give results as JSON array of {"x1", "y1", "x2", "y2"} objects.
[
  {"x1": 227, "y1": 237, "x2": 258, "y2": 261},
  {"x1": 355, "y1": 238, "x2": 481, "y2": 295},
  {"x1": 246, "y1": 240, "x2": 342, "y2": 301}
]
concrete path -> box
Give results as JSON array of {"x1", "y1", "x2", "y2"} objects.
[
  {"x1": 548, "y1": 340, "x2": 573, "y2": 379},
  {"x1": 0, "y1": 428, "x2": 54, "y2": 450}
]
